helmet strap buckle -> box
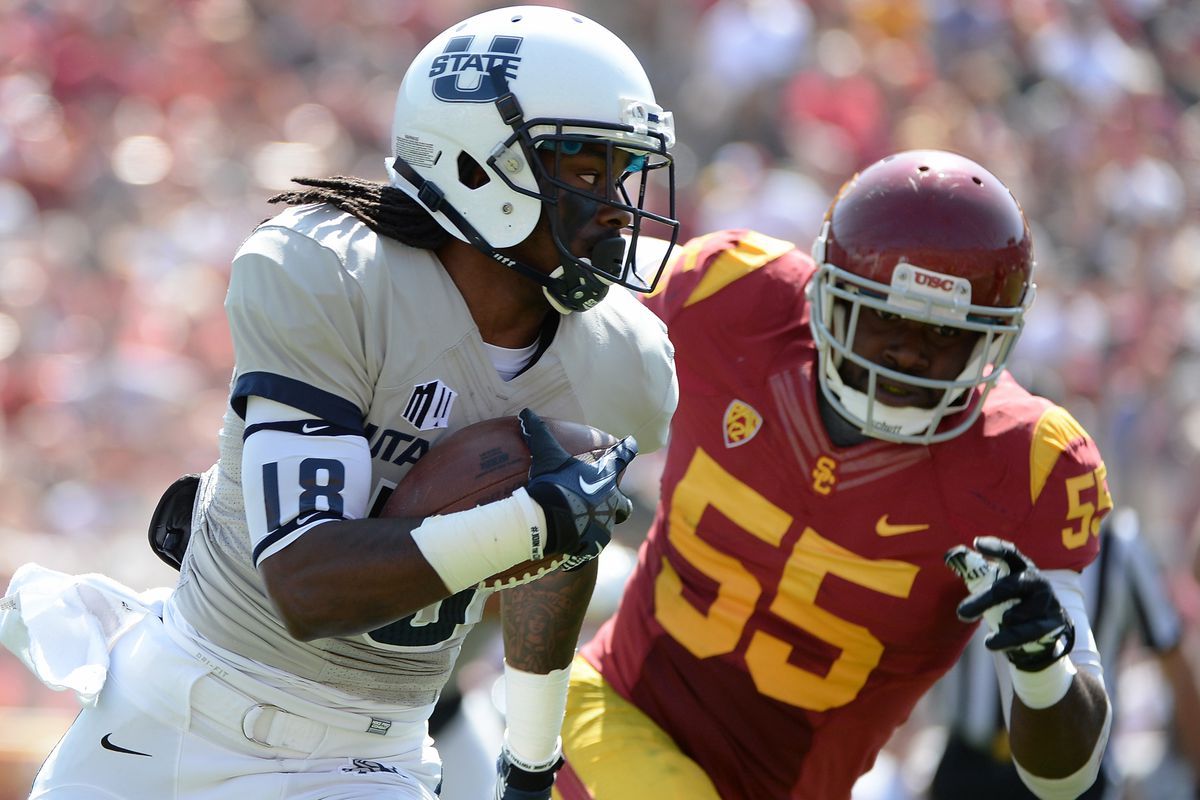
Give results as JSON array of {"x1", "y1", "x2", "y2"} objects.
[
  {"x1": 417, "y1": 181, "x2": 446, "y2": 213},
  {"x1": 490, "y1": 68, "x2": 525, "y2": 127}
]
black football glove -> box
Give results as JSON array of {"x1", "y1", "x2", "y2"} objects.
[
  {"x1": 519, "y1": 408, "x2": 636, "y2": 571},
  {"x1": 946, "y1": 536, "x2": 1075, "y2": 672},
  {"x1": 494, "y1": 745, "x2": 563, "y2": 800}
]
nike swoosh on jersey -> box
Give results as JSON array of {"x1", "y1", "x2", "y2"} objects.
[
  {"x1": 875, "y1": 515, "x2": 930, "y2": 537},
  {"x1": 578, "y1": 474, "x2": 615, "y2": 495},
  {"x1": 301, "y1": 422, "x2": 329, "y2": 434},
  {"x1": 100, "y1": 733, "x2": 152, "y2": 757}
]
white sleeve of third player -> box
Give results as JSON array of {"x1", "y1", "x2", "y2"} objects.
[{"x1": 241, "y1": 396, "x2": 372, "y2": 567}]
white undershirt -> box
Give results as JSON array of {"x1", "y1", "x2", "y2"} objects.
[{"x1": 483, "y1": 339, "x2": 540, "y2": 382}]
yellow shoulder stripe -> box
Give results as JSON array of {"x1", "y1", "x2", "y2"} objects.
[
  {"x1": 643, "y1": 231, "x2": 721, "y2": 300},
  {"x1": 1029, "y1": 406, "x2": 1089, "y2": 505},
  {"x1": 683, "y1": 231, "x2": 796, "y2": 307}
]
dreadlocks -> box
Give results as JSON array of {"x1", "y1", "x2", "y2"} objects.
[{"x1": 269, "y1": 176, "x2": 451, "y2": 251}]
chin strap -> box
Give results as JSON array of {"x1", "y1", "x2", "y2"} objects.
[{"x1": 541, "y1": 240, "x2": 622, "y2": 315}]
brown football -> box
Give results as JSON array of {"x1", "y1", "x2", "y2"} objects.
[{"x1": 381, "y1": 415, "x2": 618, "y2": 590}]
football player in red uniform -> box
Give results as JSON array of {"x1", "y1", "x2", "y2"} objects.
[{"x1": 556, "y1": 150, "x2": 1112, "y2": 800}]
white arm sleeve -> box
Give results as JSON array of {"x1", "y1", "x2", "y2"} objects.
[
  {"x1": 996, "y1": 568, "x2": 1112, "y2": 800},
  {"x1": 241, "y1": 396, "x2": 372, "y2": 566},
  {"x1": 501, "y1": 661, "x2": 571, "y2": 770}
]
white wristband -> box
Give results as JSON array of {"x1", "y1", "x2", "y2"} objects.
[
  {"x1": 410, "y1": 488, "x2": 547, "y2": 593},
  {"x1": 502, "y1": 660, "x2": 571, "y2": 769},
  {"x1": 1008, "y1": 656, "x2": 1076, "y2": 710}
]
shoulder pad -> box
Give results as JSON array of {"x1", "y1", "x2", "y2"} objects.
[
  {"x1": 644, "y1": 229, "x2": 802, "y2": 321},
  {"x1": 678, "y1": 230, "x2": 796, "y2": 307}
]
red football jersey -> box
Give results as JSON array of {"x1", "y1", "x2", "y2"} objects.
[{"x1": 582, "y1": 230, "x2": 1111, "y2": 800}]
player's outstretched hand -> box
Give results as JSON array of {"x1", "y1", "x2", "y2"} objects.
[
  {"x1": 946, "y1": 536, "x2": 1075, "y2": 672},
  {"x1": 519, "y1": 408, "x2": 636, "y2": 571},
  {"x1": 494, "y1": 745, "x2": 563, "y2": 800}
]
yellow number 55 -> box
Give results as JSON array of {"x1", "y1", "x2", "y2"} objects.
[
  {"x1": 1062, "y1": 464, "x2": 1112, "y2": 550},
  {"x1": 655, "y1": 448, "x2": 919, "y2": 711}
]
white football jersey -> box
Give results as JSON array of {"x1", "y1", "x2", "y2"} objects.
[{"x1": 172, "y1": 204, "x2": 677, "y2": 708}]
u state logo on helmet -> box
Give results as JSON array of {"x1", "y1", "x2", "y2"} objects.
[{"x1": 428, "y1": 35, "x2": 523, "y2": 103}]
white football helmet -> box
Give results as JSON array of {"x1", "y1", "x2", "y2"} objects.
[{"x1": 386, "y1": 6, "x2": 679, "y2": 313}]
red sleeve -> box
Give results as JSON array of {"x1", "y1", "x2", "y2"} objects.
[
  {"x1": 942, "y1": 389, "x2": 1111, "y2": 573},
  {"x1": 1013, "y1": 403, "x2": 1111, "y2": 571}
]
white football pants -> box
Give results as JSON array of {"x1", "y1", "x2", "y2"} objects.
[{"x1": 29, "y1": 614, "x2": 442, "y2": 799}]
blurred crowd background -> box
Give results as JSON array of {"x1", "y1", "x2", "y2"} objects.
[{"x1": 2, "y1": 0, "x2": 1199, "y2": 797}]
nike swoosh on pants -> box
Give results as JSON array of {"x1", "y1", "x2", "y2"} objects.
[{"x1": 100, "y1": 733, "x2": 152, "y2": 758}]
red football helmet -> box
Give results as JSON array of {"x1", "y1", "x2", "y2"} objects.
[{"x1": 808, "y1": 150, "x2": 1035, "y2": 444}]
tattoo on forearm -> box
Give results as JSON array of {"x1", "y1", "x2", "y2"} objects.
[{"x1": 501, "y1": 564, "x2": 596, "y2": 672}]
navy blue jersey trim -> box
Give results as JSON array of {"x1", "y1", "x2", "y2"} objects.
[
  {"x1": 232, "y1": 372, "x2": 364, "y2": 431},
  {"x1": 252, "y1": 509, "x2": 343, "y2": 565},
  {"x1": 243, "y1": 419, "x2": 364, "y2": 441}
]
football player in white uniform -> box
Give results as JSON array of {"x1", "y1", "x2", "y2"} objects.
[{"x1": 1, "y1": 7, "x2": 678, "y2": 799}]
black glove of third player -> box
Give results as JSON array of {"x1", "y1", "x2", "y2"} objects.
[
  {"x1": 949, "y1": 536, "x2": 1075, "y2": 672},
  {"x1": 519, "y1": 408, "x2": 637, "y2": 571}
]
